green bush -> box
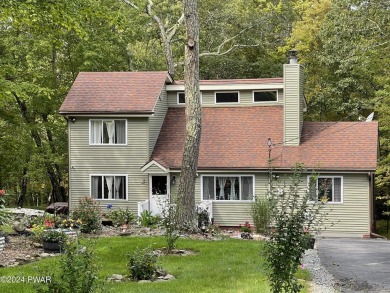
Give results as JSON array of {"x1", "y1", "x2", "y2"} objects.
[
  {"x1": 251, "y1": 196, "x2": 272, "y2": 235},
  {"x1": 138, "y1": 210, "x2": 160, "y2": 228},
  {"x1": 159, "y1": 199, "x2": 180, "y2": 252},
  {"x1": 36, "y1": 239, "x2": 103, "y2": 293},
  {"x1": 264, "y1": 165, "x2": 329, "y2": 293},
  {"x1": 72, "y1": 197, "x2": 102, "y2": 233},
  {"x1": 107, "y1": 208, "x2": 135, "y2": 227},
  {"x1": 128, "y1": 246, "x2": 159, "y2": 281}
]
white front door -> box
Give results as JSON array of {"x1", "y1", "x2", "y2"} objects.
[{"x1": 149, "y1": 175, "x2": 169, "y2": 215}]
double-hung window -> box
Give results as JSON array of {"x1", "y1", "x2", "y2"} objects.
[
  {"x1": 90, "y1": 119, "x2": 126, "y2": 145},
  {"x1": 309, "y1": 176, "x2": 343, "y2": 203},
  {"x1": 91, "y1": 175, "x2": 127, "y2": 200},
  {"x1": 202, "y1": 175, "x2": 254, "y2": 201}
]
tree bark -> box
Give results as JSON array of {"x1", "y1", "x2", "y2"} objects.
[
  {"x1": 18, "y1": 167, "x2": 28, "y2": 208},
  {"x1": 176, "y1": 0, "x2": 201, "y2": 230}
]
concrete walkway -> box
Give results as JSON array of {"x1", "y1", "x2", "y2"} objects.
[{"x1": 317, "y1": 238, "x2": 390, "y2": 293}]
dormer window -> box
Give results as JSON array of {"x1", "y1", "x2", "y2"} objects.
[
  {"x1": 215, "y1": 92, "x2": 239, "y2": 103},
  {"x1": 253, "y1": 90, "x2": 278, "y2": 102},
  {"x1": 90, "y1": 119, "x2": 126, "y2": 145}
]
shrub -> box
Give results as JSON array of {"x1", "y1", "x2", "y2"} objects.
[
  {"x1": 42, "y1": 229, "x2": 67, "y2": 243},
  {"x1": 239, "y1": 222, "x2": 252, "y2": 233},
  {"x1": 138, "y1": 210, "x2": 160, "y2": 228},
  {"x1": 264, "y1": 165, "x2": 329, "y2": 293},
  {"x1": 72, "y1": 197, "x2": 102, "y2": 233},
  {"x1": 36, "y1": 239, "x2": 103, "y2": 293},
  {"x1": 107, "y1": 208, "x2": 135, "y2": 227},
  {"x1": 128, "y1": 246, "x2": 159, "y2": 281},
  {"x1": 159, "y1": 198, "x2": 180, "y2": 252},
  {"x1": 251, "y1": 196, "x2": 272, "y2": 235},
  {"x1": 30, "y1": 224, "x2": 46, "y2": 242}
]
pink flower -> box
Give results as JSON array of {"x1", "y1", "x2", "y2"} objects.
[{"x1": 0, "y1": 190, "x2": 6, "y2": 197}]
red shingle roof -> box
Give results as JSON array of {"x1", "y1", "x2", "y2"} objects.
[
  {"x1": 59, "y1": 72, "x2": 170, "y2": 114},
  {"x1": 151, "y1": 107, "x2": 378, "y2": 171}
]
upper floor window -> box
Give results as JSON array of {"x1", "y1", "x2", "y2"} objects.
[
  {"x1": 215, "y1": 92, "x2": 239, "y2": 103},
  {"x1": 253, "y1": 90, "x2": 278, "y2": 102},
  {"x1": 308, "y1": 176, "x2": 343, "y2": 203},
  {"x1": 90, "y1": 119, "x2": 126, "y2": 145},
  {"x1": 177, "y1": 92, "x2": 186, "y2": 104},
  {"x1": 91, "y1": 175, "x2": 127, "y2": 200},
  {"x1": 177, "y1": 92, "x2": 202, "y2": 104},
  {"x1": 202, "y1": 175, "x2": 254, "y2": 201}
]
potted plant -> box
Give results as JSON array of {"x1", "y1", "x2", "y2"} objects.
[{"x1": 42, "y1": 229, "x2": 67, "y2": 252}]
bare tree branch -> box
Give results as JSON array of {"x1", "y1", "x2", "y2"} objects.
[{"x1": 121, "y1": 0, "x2": 139, "y2": 10}]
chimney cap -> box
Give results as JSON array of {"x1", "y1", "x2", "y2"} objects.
[{"x1": 288, "y1": 49, "x2": 298, "y2": 64}]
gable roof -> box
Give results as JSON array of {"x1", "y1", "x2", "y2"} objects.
[
  {"x1": 151, "y1": 107, "x2": 378, "y2": 171},
  {"x1": 59, "y1": 72, "x2": 171, "y2": 115}
]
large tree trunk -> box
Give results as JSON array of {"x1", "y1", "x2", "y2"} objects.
[
  {"x1": 18, "y1": 167, "x2": 28, "y2": 207},
  {"x1": 176, "y1": 0, "x2": 201, "y2": 230}
]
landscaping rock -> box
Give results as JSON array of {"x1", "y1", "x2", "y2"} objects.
[
  {"x1": 164, "y1": 274, "x2": 175, "y2": 280},
  {"x1": 138, "y1": 280, "x2": 152, "y2": 283}
]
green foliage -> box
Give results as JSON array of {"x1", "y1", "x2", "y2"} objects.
[
  {"x1": 0, "y1": 190, "x2": 10, "y2": 228},
  {"x1": 127, "y1": 246, "x2": 159, "y2": 281},
  {"x1": 36, "y1": 239, "x2": 104, "y2": 293},
  {"x1": 42, "y1": 229, "x2": 67, "y2": 243},
  {"x1": 251, "y1": 196, "x2": 272, "y2": 235},
  {"x1": 30, "y1": 224, "x2": 46, "y2": 243},
  {"x1": 107, "y1": 208, "x2": 135, "y2": 227},
  {"x1": 72, "y1": 197, "x2": 102, "y2": 233},
  {"x1": 138, "y1": 210, "x2": 160, "y2": 228},
  {"x1": 159, "y1": 199, "x2": 180, "y2": 252},
  {"x1": 239, "y1": 222, "x2": 252, "y2": 233},
  {"x1": 264, "y1": 165, "x2": 328, "y2": 293}
]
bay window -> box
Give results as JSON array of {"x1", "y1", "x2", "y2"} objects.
[
  {"x1": 202, "y1": 175, "x2": 254, "y2": 201},
  {"x1": 91, "y1": 175, "x2": 127, "y2": 200}
]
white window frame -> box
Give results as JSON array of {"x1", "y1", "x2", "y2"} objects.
[
  {"x1": 177, "y1": 92, "x2": 203, "y2": 105},
  {"x1": 214, "y1": 91, "x2": 240, "y2": 104},
  {"x1": 201, "y1": 174, "x2": 255, "y2": 201},
  {"x1": 307, "y1": 175, "x2": 343, "y2": 204},
  {"x1": 90, "y1": 174, "x2": 128, "y2": 200},
  {"x1": 252, "y1": 90, "x2": 279, "y2": 103},
  {"x1": 89, "y1": 119, "x2": 127, "y2": 146}
]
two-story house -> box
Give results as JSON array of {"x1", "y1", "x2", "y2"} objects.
[{"x1": 59, "y1": 58, "x2": 378, "y2": 238}]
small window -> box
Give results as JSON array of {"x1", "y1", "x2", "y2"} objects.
[
  {"x1": 308, "y1": 176, "x2": 342, "y2": 203},
  {"x1": 215, "y1": 92, "x2": 239, "y2": 103},
  {"x1": 253, "y1": 91, "x2": 278, "y2": 102},
  {"x1": 90, "y1": 119, "x2": 126, "y2": 145},
  {"x1": 91, "y1": 175, "x2": 127, "y2": 200},
  {"x1": 177, "y1": 92, "x2": 186, "y2": 104}
]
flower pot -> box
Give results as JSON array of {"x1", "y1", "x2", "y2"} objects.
[
  {"x1": 0, "y1": 236, "x2": 5, "y2": 251},
  {"x1": 42, "y1": 241, "x2": 62, "y2": 253}
]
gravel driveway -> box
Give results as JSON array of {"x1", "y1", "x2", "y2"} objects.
[{"x1": 316, "y1": 238, "x2": 390, "y2": 293}]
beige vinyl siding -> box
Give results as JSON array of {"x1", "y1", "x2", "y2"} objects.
[
  {"x1": 167, "y1": 90, "x2": 283, "y2": 107},
  {"x1": 149, "y1": 88, "x2": 168, "y2": 155},
  {"x1": 68, "y1": 117, "x2": 149, "y2": 211},
  {"x1": 319, "y1": 173, "x2": 370, "y2": 237},
  {"x1": 170, "y1": 171, "x2": 370, "y2": 236},
  {"x1": 283, "y1": 64, "x2": 303, "y2": 146}
]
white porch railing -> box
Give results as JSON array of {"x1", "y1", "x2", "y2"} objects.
[
  {"x1": 137, "y1": 200, "x2": 149, "y2": 217},
  {"x1": 197, "y1": 200, "x2": 213, "y2": 223}
]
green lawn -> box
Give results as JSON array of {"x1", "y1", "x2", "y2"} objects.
[
  {"x1": 376, "y1": 219, "x2": 390, "y2": 239},
  {"x1": 0, "y1": 236, "x2": 310, "y2": 293}
]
